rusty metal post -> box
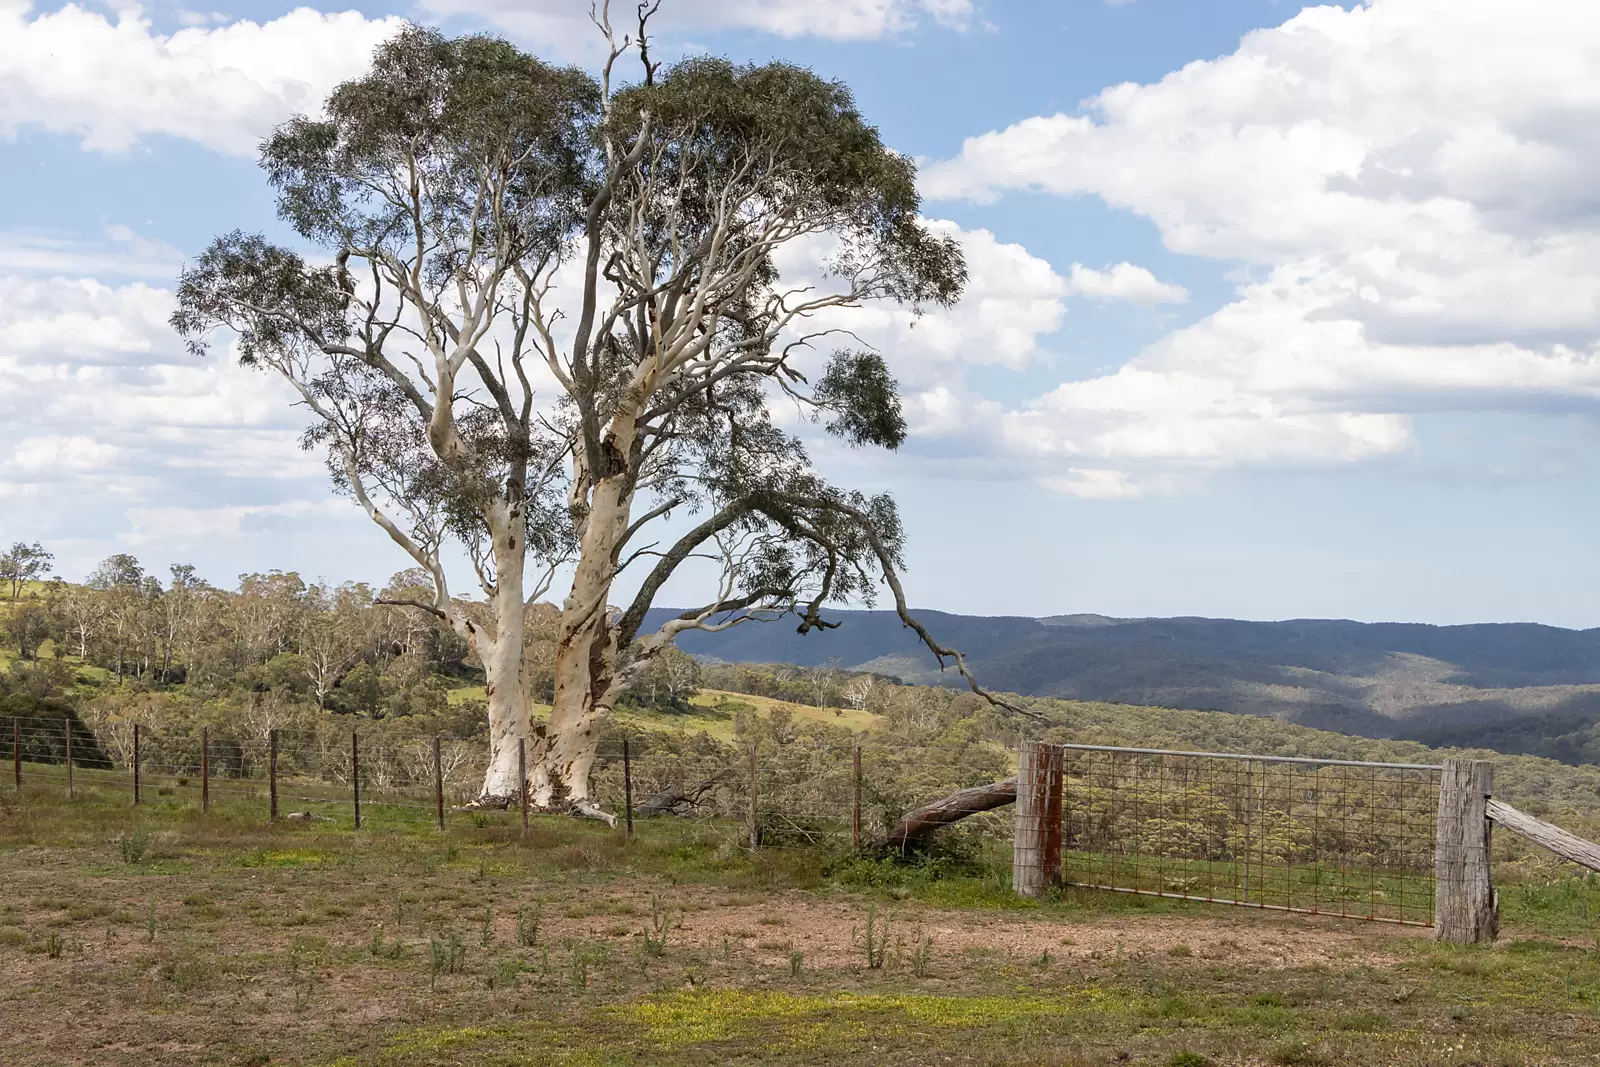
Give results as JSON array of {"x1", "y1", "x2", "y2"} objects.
[
  {"x1": 268, "y1": 728, "x2": 279, "y2": 821},
  {"x1": 351, "y1": 730, "x2": 361, "y2": 830},
  {"x1": 518, "y1": 738, "x2": 528, "y2": 839},
  {"x1": 201, "y1": 727, "x2": 210, "y2": 814},
  {"x1": 433, "y1": 735, "x2": 444, "y2": 832},
  {"x1": 133, "y1": 723, "x2": 141, "y2": 805},
  {"x1": 623, "y1": 736, "x2": 634, "y2": 839},
  {"x1": 852, "y1": 739, "x2": 863, "y2": 852},
  {"x1": 747, "y1": 742, "x2": 761, "y2": 851}
]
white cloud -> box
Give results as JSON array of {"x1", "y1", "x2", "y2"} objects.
[
  {"x1": 921, "y1": 0, "x2": 1600, "y2": 491},
  {"x1": 0, "y1": 270, "x2": 321, "y2": 512},
  {"x1": 419, "y1": 0, "x2": 971, "y2": 52},
  {"x1": 0, "y1": 3, "x2": 405, "y2": 155},
  {"x1": 0, "y1": 226, "x2": 184, "y2": 279},
  {"x1": 11, "y1": 435, "x2": 121, "y2": 472},
  {"x1": 1066, "y1": 262, "x2": 1187, "y2": 305}
]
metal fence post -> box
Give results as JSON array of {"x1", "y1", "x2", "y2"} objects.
[
  {"x1": 433, "y1": 735, "x2": 444, "y2": 832},
  {"x1": 852, "y1": 739, "x2": 863, "y2": 853},
  {"x1": 133, "y1": 723, "x2": 141, "y2": 805},
  {"x1": 1013, "y1": 740, "x2": 1064, "y2": 899},
  {"x1": 623, "y1": 735, "x2": 634, "y2": 839},
  {"x1": 747, "y1": 742, "x2": 761, "y2": 851},
  {"x1": 65, "y1": 717, "x2": 73, "y2": 799},
  {"x1": 351, "y1": 730, "x2": 361, "y2": 830},
  {"x1": 1436, "y1": 758, "x2": 1497, "y2": 944},
  {"x1": 518, "y1": 738, "x2": 528, "y2": 839},
  {"x1": 12, "y1": 717, "x2": 19, "y2": 791},
  {"x1": 201, "y1": 727, "x2": 210, "y2": 814},
  {"x1": 269, "y1": 729, "x2": 279, "y2": 821}
]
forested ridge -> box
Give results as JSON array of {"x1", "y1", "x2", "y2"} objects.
[
  {"x1": 650, "y1": 607, "x2": 1600, "y2": 765},
  {"x1": 5, "y1": 546, "x2": 1600, "y2": 825}
]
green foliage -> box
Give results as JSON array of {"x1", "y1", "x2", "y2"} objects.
[
  {"x1": 428, "y1": 929, "x2": 466, "y2": 988},
  {"x1": 118, "y1": 826, "x2": 150, "y2": 865},
  {"x1": 858, "y1": 903, "x2": 888, "y2": 970},
  {"x1": 515, "y1": 903, "x2": 541, "y2": 948}
]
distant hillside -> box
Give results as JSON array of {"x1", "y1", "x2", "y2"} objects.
[{"x1": 643, "y1": 608, "x2": 1600, "y2": 764}]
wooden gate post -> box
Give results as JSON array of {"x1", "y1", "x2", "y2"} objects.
[
  {"x1": 1013, "y1": 741, "x2": 1064, "y2": 899},
  {"x1": 1436, "y1": 758, "x2": 1497, "y2": 944}
]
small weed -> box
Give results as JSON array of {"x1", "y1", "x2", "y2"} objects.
[
  {"x1": 1167, "y1": 943, "x2": 1194, "y2": 958},
  {"x1": 1167, "y1": 1053, "x2": 1212, "y2": 1067},
  {"x1": 119, "y1": 827, "x2": 150, "y2": 865},
  {"x1": 145, "y1": 898, "x2": 156, "y2": 943},
  {"x1": 428, "y1": 929, "x2": 466, "y2": 989},
  {"x1": 485, "y1": 956, "x2": 522, "y2": 990},
  {"x1": 44, "y1": 931, "x2": 64, "y2": 958},
  {"x1": 859, "y1": 902, "x2": 889, "y2": 970},
  {"x1": 570, "y1": 943, "x2": 602, "y2": 992},
  {"x1": 515, "y1": 903, "x2": 541, "y2": 947},
  {"x1": 1268, "y1": 1039, "x2": 1331, "y2": 1066},
  {"x1": 370, "y1": 925, "x2": 405, "y2": 960},
  {"x1": 480, "y1": 906, "x2": 493, "y2": 946},
  {"x1": 641, "y1": 895, "x2": 673, "y2": 958},
  {"x1": 788, "y1": 950, "x2": 803, "y2": 978},
  {"x1": 911, "y1": 933, "x2": 933, "y2": 978}
]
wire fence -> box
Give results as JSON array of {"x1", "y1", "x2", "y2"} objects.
[
  {"x1": 1054, "y1": 744, "x2": 1441, "y2": 926},
  {"x1": 2, "y1": 716, "x2": 943, "y2": 856},
  {"x1": 7, "y1": 718, "x2": 1448, "y2": 927}
]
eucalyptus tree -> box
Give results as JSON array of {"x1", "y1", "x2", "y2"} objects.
[
  {"x1": 174, "y1": 12, "x2": 1005, "y2": 813},
  {"x1": 0, "y1": 542, "x2": 53, "y2": 601}
]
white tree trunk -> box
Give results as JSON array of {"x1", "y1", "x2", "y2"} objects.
[
  {"x1": 539, "y1": 421, "x2": 639, "y2": 811},
  {"x1": 474, "y1": 502, "x2": 533, "y2": 805}
]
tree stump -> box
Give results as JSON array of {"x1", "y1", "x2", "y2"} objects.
[{"x1": 1435, "y1": 758, "x2": 1497, "y2": 944}]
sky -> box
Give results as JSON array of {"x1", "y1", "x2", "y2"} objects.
[{"x1": 5, "y1": 0, "x2": 1600, "y2": 627}]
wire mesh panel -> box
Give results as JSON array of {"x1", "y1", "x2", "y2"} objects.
[{"x1": 1058, "y1": 744, "x2": 1440, "y2": 926}]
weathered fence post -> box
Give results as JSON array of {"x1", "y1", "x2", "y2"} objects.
[
  {"x1": 747, "y1": 742, "x2": 761, "y2": 851},
  {"x1": 622, "y1": 736, "x2": 634, "y2": 840},
  {"x1": 433, "y1": 735, "x2": 444, "y2": 832},
  {"x1": 351, "y1": 731, "x2": 362, "y2": 830},
  {"x1": 1435, "y1": 758, "x2": 1497, "y2": 944},
  {"x1": 201, "y1": 727, "x2": 210, "y2": 814},
  {"x1": 64, "y1": 717, "x2": 73, "y2": 799},
  {"x1": 13, "y1": 716, "x2": 21, "y2": 790},
  {"x1": 852, "y1": 738, "x2": 863, "y2": 853},
  {"x1": 518, "y1": 738, "x2": 528, "y2": 840},
  {"x1": 133, "y1": 723, "x2": 141, "y2": 805},
  {"x1": 1013, "y1": 741, "x2": 1064, "y2": 899},
  {"x1": 268, "y1": 729, "x2": 279, "y2": 821}
]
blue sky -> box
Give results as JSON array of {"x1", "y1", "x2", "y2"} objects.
[{"x1": 5, "y1": 0, "x2": 1600, "y2": 627}]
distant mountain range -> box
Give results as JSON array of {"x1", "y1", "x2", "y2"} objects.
[{"x1": 642, "y1": 608, "x2": 1600, "y2": 765}]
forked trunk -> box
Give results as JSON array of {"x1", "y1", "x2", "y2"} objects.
[{"x1": 539, "y1": 424, "x2": 638, "y2": 815}]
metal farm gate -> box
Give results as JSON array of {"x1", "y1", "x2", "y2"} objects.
[{"x1": 1013, "y1": 742, "x2": 1443, "y2": 927}]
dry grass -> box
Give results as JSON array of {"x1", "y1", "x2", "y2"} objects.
[{"x1": 4, "y1": 782, "x2": 1600, "y2": 1066}]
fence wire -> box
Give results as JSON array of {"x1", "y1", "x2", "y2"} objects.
[
  {"x1": 7, "y1": 719, "x2": 1445, "y2": 927},
  {"x1": 1056, "y1": 744, "x2": 1440, "y2": 926}
]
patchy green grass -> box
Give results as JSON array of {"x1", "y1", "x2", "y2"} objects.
[{"x1": 4, "y1": 778, "x2": 1600, "y2": 1066}]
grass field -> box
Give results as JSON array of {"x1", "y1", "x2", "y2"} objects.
[{"x1": 6, "y1": 767, "x2": 1600, "y2": 1066}]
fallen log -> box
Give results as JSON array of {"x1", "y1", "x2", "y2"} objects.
[
  {"x1": 880, "y1": 777, "x2": 1017, "y2": 852},
  {"x1": 1487, "y1": 798, "x2": 1600, "y2": 873}
]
